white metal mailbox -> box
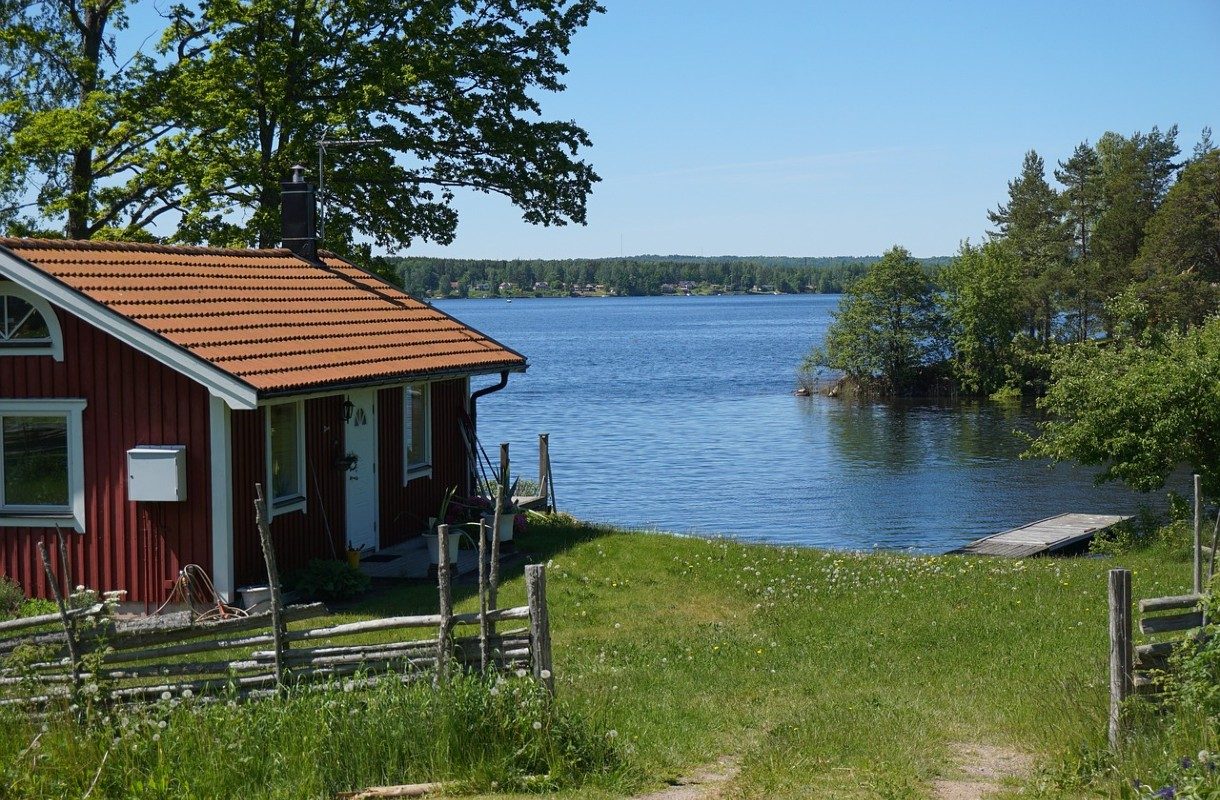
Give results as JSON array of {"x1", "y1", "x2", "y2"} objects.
[{"x1": 126, "y1": 446, "x2": 187, "y2": 502}]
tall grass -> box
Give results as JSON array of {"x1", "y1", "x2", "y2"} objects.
[{"x1": 0, "y1": 672, "x2": 626, "y2": 799}]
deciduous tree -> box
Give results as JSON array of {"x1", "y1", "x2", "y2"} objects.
[
  {"x1": 940, "y1": 239, "x2": 1024, "y2": 396},
  {"x1": 1028, "y1": 318, "x2": 1220, "y2": 497},
  {"x1": 161, "y1": 0, "x2": 602, "y2": 255},
  {"x1": 804, "y1": 245, "x2": 944, "y2": 395}
]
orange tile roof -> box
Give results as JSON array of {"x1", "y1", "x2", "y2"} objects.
[{"x1": 0, "y1": 238, "x2": 526, "y2": 395}]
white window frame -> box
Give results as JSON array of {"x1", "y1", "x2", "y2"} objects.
[
  {"x1": 264, "y1": 399, "x2": 307, "y2": 517},
  {"x1": 0, "y1": 281, "x2": 64, "y2": 361},
  {"x1": 403, "y1": 382, "x2": 432, "y2": 483},
  {"x1": 0, "y1": 399, "x2": 86, "y2": 532}
]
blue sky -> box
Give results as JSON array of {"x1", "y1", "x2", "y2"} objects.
[{"x1": 410, "y1": 0, "x2": 1220, "y2": 260}]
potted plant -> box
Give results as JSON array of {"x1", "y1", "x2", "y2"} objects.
[
  {"x1": 345, "y1": 542, "x2": 365, "y2": 569},
  {"x1": 426, "y1": 488, "x2": 461, "y2": 566},
  {"x1": 481, "y1": 477, "x2": 521, "y2": 549}
]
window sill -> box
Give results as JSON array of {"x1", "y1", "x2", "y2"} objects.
[
  {"x1": 269, "y1": 496, "x2": 307, "y2": 518},
  {"x1": 0, "y1": 513, "x2": 83, "y2": 532},
  {"x1": 404, "y1": 465, "x2": 433, "y2": 484}
]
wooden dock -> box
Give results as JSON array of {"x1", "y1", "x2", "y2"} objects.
[{"x1": 952, "y1": 513, "x2": 1131, "y2": 557}]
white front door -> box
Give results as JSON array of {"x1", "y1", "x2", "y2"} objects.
[{"x1": 344, "y1": 388, "x2": 379, "y2": 552}]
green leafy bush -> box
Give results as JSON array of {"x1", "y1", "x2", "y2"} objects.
[
  {"x1": 285, "y1": 559, "x2": 371, "y2": 602},
  {"x1": 0, "y1": 577, "x2": 23, "y2": 619}
]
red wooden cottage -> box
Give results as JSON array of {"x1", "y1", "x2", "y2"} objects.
[{"x1": 0, "y1": 173, "x2": 525, "y2": 605}]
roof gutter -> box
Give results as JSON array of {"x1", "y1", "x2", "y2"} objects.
[{"x1": 469, "y1": 370, "x2": 511, "y2": 431}]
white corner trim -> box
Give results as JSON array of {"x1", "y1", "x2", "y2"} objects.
[
  {"x1": 0, "y1": 280, "x2": 64, "y2": 361},
  {"x1": 209, "y1": 395, "x2": 235, "y2": 602},
  {"x1": 0, "y1": 398, "x2": 86, "y2": 533},
  {"x1": 0, "y1": 250, "x2": 258, "y2": 410}
]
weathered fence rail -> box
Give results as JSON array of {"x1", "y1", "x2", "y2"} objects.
[
  {"x1": 0, "y1": 495, "x2": 554, "y2": 712},
  {"x1": 1107, "y1": 567, "x2": 1208, "y2": 748}
]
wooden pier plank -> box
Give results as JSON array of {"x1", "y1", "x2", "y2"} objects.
[{"x1": 952, "y1": 513, "x2": 1130, "y2": 557}]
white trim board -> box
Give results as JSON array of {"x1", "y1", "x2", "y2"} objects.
[
  {"x1": 0, "y1": 248, "x2": 259, "y2": 410},
  {"x1": 208, "y1": 395, "x2": 235, "y2": 602}
]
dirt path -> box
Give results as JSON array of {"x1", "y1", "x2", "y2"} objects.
[
  {"x1": 631, "y1": 756, "x2": 740, "y2": 800},
  {"x1": 931, "y1": 742, "x2": 1034, "y2": 800}
]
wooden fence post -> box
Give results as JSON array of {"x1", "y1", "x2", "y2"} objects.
[
  {"x1": 525, "y1": 563, "x2": 554, "y2": 695},
  {"x1": 538, "y1": 433, "x2": 550, "y2": 512},
  {"x1": 478, "y1": 517, "x2": 490, "y2": 672},
  {"x1": 38, "y1": 541, "x2": 81, "y2": 692},
  {"x1": 1109, "y1": 568, "x2": 1133, "y2": 750},
  {"x1": 489, "y1": 443, "x2": 508, "y2": 612},
  {"x1": 254, "y1": 484, "x2": 288, "y2": 692},
  {"x1": 436, "y1": 524, "x2": 453, "y2": 685},
  {"x1": 1194, "y1": 474, "x2": 1203, "y2": 595}
]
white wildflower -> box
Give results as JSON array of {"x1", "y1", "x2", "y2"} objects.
[
  {"x1": 540, "y1": 669, "x2": 551, "y2": 680},
  {"x1": 181, "y1": 689, "x2": 193, "y2": 699},
  {"x1": 160, "y1": 691, "x2": 172, "y2": 701},
  {"x1": 532, "y1": 721, "x2": 542, "y2": 730},
  {"x1": 606, "y1": 729, "x2": 618, "y2": 739}
]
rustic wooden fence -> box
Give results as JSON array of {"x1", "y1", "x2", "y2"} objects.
[
  {"x1": 0, "y1": 494, "x2": 554, "y2": 711},
  {"x1": 1107, "y1": 568, "x2": 1207, "y2": 748}
]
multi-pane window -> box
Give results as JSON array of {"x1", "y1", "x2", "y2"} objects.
[
  {"x1": 0, "y1": 400, "x2": 85, "y2": 530},
  {"x1": 267, "y1": 401, "x2": 305, "y2": 510},
  {"x1": 404, "y1": 383, "x2": 431, "y2": 478},
  {"x1": 2, "y1": 416, "x2": 68, "y2": 508}
]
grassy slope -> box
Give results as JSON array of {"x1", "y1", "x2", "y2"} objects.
[{"x1": 372, "y1": 516, "x2": 1191, "y2": 799}]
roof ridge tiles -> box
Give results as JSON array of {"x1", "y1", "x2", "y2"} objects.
[{"x1": 0, "y1": 237, "x2": 302, "y2": 259}]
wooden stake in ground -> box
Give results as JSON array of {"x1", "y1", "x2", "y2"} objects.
[
  {"x1": 1108, "y1": 568, "x2": 1133, "y2": 750},
  {"x1": 38, "y1": 541, "x2": 81, "y2": 691},
  {"x1": 525, "y1": 563, "x2": 554, "y2": 695},
  {"x1": 489, "y1": 443, "x2": 508, "y2": 611},
  {"x1": 1194, "y1": 474, "x2": 1203, "y2": 594},
  {"x1": 478, "y1": 517, "x2": 490, "y2": 671},
  {"x1": 254, "y1": 483, "x2": 289, "y2": 691},
  {"x1": 435, "y1": 524, "x2": 453, "y2": 686}
]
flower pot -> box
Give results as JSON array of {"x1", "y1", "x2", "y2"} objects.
[
  {"x1": 426, "y1": 530, "x2": 461, "y2": 565},
  {"x1": 482, "y1": 513, "x2": 515, "y2": 544},
  {"x1": 345, "y1": 550, "x2": 362, "y2": 569}
]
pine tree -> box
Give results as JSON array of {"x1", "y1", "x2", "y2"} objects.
[
  {"x1": 1055, "y1": 142, "x2": 1104, "y2": 341},
  {"x1": 988, "y1": 150, "x2": 1070, "y2": 345}
]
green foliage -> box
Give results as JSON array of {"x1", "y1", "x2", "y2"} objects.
[
  {"x1": 804, "y1": 245, "x2": 944, "y2": 395},
  {"x1": 2, "y1": 0, "x2": 602, "y2": 252},
  {"x1": 988, "y1": 149, "x2": 1071, "y2": 346},
  {"x1": 285, "y1": 559, "x2": 371, "y2": 602},
  {"x1": 0, "y1": 576, "x2": 23, "y2": 618},
  {"x1": 1133, "y1": 149, "x2": 1220, "y2": 332},
  {"x1": 940, "y1": 239, "x2": 1025, "y2": 395},
  {"x1": 1027, "y1": 318, "x2": 1220, "y2": 497},
  {"x1": 384, "y1": 254, "x2": 928, "y2": 298}
]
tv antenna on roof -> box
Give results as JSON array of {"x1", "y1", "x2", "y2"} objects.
[{"x1": 315, "y1": 135, "x2": 383, "y2": 244}]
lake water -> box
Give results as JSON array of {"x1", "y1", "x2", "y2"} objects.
[{"x1": 440, "y1": 294, "x2": 1166, "y2": 553}]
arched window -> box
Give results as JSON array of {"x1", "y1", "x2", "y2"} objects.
[{"x1": 0, "y1": 282, "x2": 63, "y2": 360}]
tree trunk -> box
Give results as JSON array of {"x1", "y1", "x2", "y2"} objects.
[{"x1": 66, "y1": 5, "x2": 107, "y2": 239}]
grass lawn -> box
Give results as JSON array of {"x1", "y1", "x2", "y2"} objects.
[
  {"x1": 1, "y1": 515, "x2": 1199, "y2": 798},
  {"x1": 347, "y1": 514, "x2": 1193, "y2": 799}
]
